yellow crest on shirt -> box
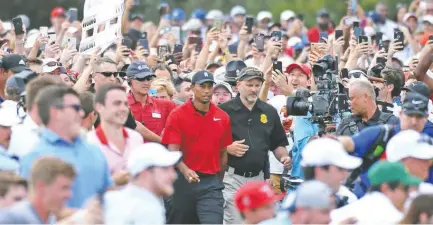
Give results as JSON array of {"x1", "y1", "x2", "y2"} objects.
[{"x1": 260, "y1": 114, "x2": 268, "y2": 124}]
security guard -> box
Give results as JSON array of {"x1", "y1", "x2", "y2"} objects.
[
  {"x1": 338, "y1": 92, "x2": 433, "y2": 198},
  {"x1": 336, "y1": 79, "x2": 398, "y2": 136},
  {"x1": 219, "y1": 67, "x2": 290, "y2": 225}
]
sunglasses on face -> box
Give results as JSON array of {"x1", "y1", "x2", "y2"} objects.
[
  {"x1": 97, "y1": 72, "x2": 125, "y2": 77},
  {"x1": 55, "y1": 104, "x2": 82, "y2": 112},
  {"x1": 45, "y1": 61, "x2": 62, "y2": 67},
  {"x1": 134, "y1": 76, "x2": 155, "y2": 82}
]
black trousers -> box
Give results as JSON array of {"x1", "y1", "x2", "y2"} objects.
[{"x1": 167, "y1": 171, "x2": 224, "y2": 224}]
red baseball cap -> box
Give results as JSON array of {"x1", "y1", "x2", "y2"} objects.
[
  {"x1": 285, "y1": 63, "x2": 311, "y2": 78},
  {"x1": 51, "y1": 7, "x2": 66, "y2": 18},
  {"x1": 234, "y1": 181, "x2": 283, "y2": 212}
]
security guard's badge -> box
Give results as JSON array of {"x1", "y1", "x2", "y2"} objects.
[
  {"x1": 348, "y1": 121, "x2": 359, "y2": 134},
  {"x1": 260, "y1": 114, "x2": 268, "y2": 124}
]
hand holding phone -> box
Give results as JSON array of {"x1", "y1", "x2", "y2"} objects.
[
  {"x1": 335, "y1": 30, "x2": 343, "y2": 40},
  {"x1": 138, "y1": 39, "x2": 149, "y2": 50},
  {"x1": 122, "y1": 39, "x2": 132, "y2": 49},
  {"x1": 319, "y1": 32, "x2": 328, "y2": 43}
]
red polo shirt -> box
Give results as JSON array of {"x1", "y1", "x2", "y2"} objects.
[
  {"x1": 162, "y1": 101, "x2": 232, "y2": 174},
  {"x1": 127, "y1": 91, "x2": 176, "y2": 136}
]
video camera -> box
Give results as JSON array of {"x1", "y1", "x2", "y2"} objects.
[{"x1": 285, "y1": 55, "x2": 350, "y2": 135}]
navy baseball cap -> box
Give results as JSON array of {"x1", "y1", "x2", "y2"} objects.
[
  {"x1": 402, "y1": 92, "x2": 429, "y2": 117},
  {"x1": 126, "y1": 61, "x2": 155, "y2": 79},
  {"x1": 2, "y1": 54, "x2": 28, "y2": 73},
  {"x1": 402, "y1": 81, "x2": 431, "y2": 99},
  {"x1": 192, "y1": 70, "x2": 215, "y2": 84}
]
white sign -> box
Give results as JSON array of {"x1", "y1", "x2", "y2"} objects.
[{"x1": 79, "y1": 0, "x2": 124, "y2": 54}]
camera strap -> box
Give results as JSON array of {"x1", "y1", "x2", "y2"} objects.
[{"x1": 344, "y1": 124, "x2": 394, "y2": 188}]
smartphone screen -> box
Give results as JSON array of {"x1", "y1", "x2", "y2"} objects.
[
  {"x1": 12, "y1": 17, "x2": 24, "y2": 35},
  {"x1": 335, "y1": 30, "x2": 343, "y2": 40},
  {"x1": 69, "y1": 8, "x2": 78, "y2": 23},
  {"x1": 40, "y1": 26, "x2": 48, "y2": 37},
  {"x1": 174, "y1": 44, "x2": 183, "y2": 53},
  {"x1": 319, "y1": 32, "x2": 328, "y2": 43},
  {"x1": 353, "y1": 21, "x2": 360, "y2": 28},
  {"x1": 271, "y1": 31, "x2": 282, "y2": 41},
  {"x1": 358, "y1": 35, "x2": 368, "y2": 44},
  {"x1": 351, "y1": 0, "x2": 358, "y2": 14},
  {"x1": 354, "y1": 27, "x2": 362, "y2": 39},
  {"x1": 228, "y1": 45, "x2": 237, "y2": 54},
  {"x1": 158, "y1": 45, "x2": 168, "y2": 57},
  {"x1": 255, "y1": 34, "x2": 265, "y2": 52},
  {"x1": 48, "y1": 32, "x2": 56, "y2": 44},
  {"x1": 273, "y1": 61, "x2": 283, "y2": 72},
  {"x1": 68, "y1": 38, "x2": 77, "y2": 49},
  {"x1": 375, "y1": 32, "x2": 383, "y2": 46},
  {"x1": 213, "y1": 17, "x2": 222, "y2": 31},
  {"x1": 246, "y1": 17, "x2": 254, "y2": 34},
  {"x1": 394, "y1": 30, "x2": 404, "y2": 46},
  {"x1": 122, "y1": 39, "x2": 132, "y2": 49},
  {"x1": 341, "y1": 68, "x2": 349, "y2": 79},
  {"x1": 376, "y1": 57, "x2": 386, "y2": 64},
  {"x1": 138, "y1": 39, "x2": 149, "y2": 49},
  {"x1": 195, "y1": 43, "x2": 202, "y2": 53}
]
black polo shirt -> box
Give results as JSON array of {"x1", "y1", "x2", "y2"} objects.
[
  {"x1": 336, "y1": 107, "x2": 398, "y2": 135},
  {"x1": 219, "y1": 96, "x2": 289, "y2": 172}
]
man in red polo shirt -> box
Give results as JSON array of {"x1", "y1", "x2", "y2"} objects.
[
  {"x1": 307, "y1": 9, "x2": 334, "y2": 43},
  {"x1": 126, "y1": 61, "x2": 176, "y2": 136},
  {"x1": 162, "y1": 70, "x2": 232, "y2": 224}
]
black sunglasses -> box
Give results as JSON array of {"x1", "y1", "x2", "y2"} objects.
[
  {"x1": 45, "y1": 61, "x2": 63, "y2": 67},
  {"x1": 134, "y1": 76, "x2": 155, "y2": 82},
  {"x1": 97, "y1": 72, "x2": 126, "y2": 77},
  {"x1": 55, "y1": 104, "x2": 82, "y2": 112}
]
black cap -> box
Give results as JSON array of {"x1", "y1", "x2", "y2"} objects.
[
  {"x1": 317, "y1": 9, "x2": 329, "y2": 18},
  {"x1": 402, "y1": 92, "x2": 429, "y2": 117},
  {"x1": 130, "y1": 13, "x2": 145, "y2": 21},
  {"x1": 2, "y1": 54, "x2": 28, "y2": 73},
  {"x1": 402, "y1": 81, "x2": 431, "y2": 99},
  {"x1": 192, "y1": 70, "x2": 215, "y2": 84},
  {"x1": 126, "y1": 61, "x2": 155, "y2": 79},
  {"x1": 237, "y1": 67, "x2": 265, "y2": 82},
  {"x1": 225, "y1": 60, "x2": 247, "y2": 82}
]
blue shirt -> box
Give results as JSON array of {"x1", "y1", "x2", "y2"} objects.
[
  {"x1": 290, "y1": 115, "x2": 318, "y2": 178},
  {"x1": 0, "y1": 145, "x2": 19, "y2": 173},
  {"x1": 351, "y1": 121, "x2": 433, "y2": 197},
  {"x1": 20, "y1": 129, "x2": 113, "y2": 208}
]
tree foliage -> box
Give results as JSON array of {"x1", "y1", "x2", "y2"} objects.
[{"x1": 0, "y1": 0, "x2": 412, "y2": 29}]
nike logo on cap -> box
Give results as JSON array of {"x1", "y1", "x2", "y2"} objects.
[
  {"x1": 213, "y1": 117, "x2": 221, "y2": 121},
  {"x1": 412, "y1": 100, "x2": 423, "y2": 105}
]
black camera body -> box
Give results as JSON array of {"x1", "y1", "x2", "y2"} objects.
[{"x1": 286, "y1": 55, "x2": 349, "y2": 134}]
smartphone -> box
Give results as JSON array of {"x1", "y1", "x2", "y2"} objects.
[
  {"x1": 67, "y1": 37, "x2": 77, "y2": 49},
  {"x1": 350, "y1": 0, "x2": 358, "y2": 14},
  {"x1": 297, "y1": 14, "x2": 304, "y2": 21},
  {"x1": 319, "y1": 32, "x2": 328, "y2": 43},
  {"x1": 354, "y1": 27, "x2": 362, "y2": 39},
  {"x1": 141, "y1": 32, "x2": 148, "y2": 39},
  {"x1": 273, "y1": 61, "x2": 283, "y2": 72},
  {"x1": 358, "y1": 35, "x2": 368, "y2": 44},
  {"x1": 335, "y1": 30, "x2": 343, "y2": 40},
  {"x1": 195, "y1": 43, "x2": 202, "y2": 53},
  {"x1": 394, "y1": 30, "x2": 404, "y2": 46},
  {"x1": 353, "y1": 21, "x2": 360, "y2": 28},
  {"x1": 40, "y1": 26, "x2": 48, "y2": 37},
  {"x1": 255, "y1": 34, "x2": 265, "y2": 52},
  {"x1": 174, "y1": 44, "x2": 183, "y2": 53},
  {"x1": 246, "y1": 16, "x2": 254, "y2": 34},
  {"x1": 375, "y1": 32, "x2": 383, "y2": 46},
  {"x1": 12, "y1": 17, "x2": 24, "y2": 35},
  {"x1": 122, "y1": 39, "x2": 132, "y2": 49},
  {"x1": 158, "y1": 45, "x2": 169, "y2": 57},
  {"x1": 429, "y1": 35, "x2": 433, "y2": 41},
  {"x1": 148, "y1": 89, "x2": 157, "y2": 96},
  {"x1": 341, "y1": 68, "x2": 349, "y2": 79},
  {"x1": 376, "y1": 57, "x2": 387, "y2": 64},
  {"x1": 271, "y1": 31, "x2": 282, "y2": 41},
  {"x1": 171, "y1": 26, "x2": 181, "y2": 42},
  {"x1": 228, "y1": 44, "x2": 237, "y2": 54},
  {"x1": 213, "y1": 17, "x2": 222, "y2": 31},
  {"x1": 188, "y1": 36, "x2": 200, "y2": 45},
  {"x1": 138, "y1": 39, "x2": 149, "y2": 49},
  {"x1": 47, "y1": 32, "x2": 56, "y2": 44},
  {"x1": 69, "y1": 8, "x2": 78, "y2": 23},
  {"x1": 382, "y1": 41, "x2": 390, "y2": 53}
]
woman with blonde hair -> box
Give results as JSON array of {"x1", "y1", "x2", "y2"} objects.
[{"x1": 150, "y1": 78, "x2": 176, "y2": 100}]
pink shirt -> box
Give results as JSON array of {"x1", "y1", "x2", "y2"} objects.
[{"x1": 87, "y1": 126, "x2": 143, "y2": 173}]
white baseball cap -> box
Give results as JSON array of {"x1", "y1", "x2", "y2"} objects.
[
  {"x1": 206, "y1": 10, "x2": 224, "y2": 20},
  {"x1": 182, "y1": 18, "x2": 202, "y2": 31},
  {"x1": 0, "y1": 105, "x2": 21, "y2": 127},
  {"x1": 230, "y1": 5, "x2": 246, "y2": 18},
  {"x1": 257, "y1": 11, "x2": 273, "y2": 22},
  {"x1": 42, "y1": 58, "x2": 66, "y2": 73},
  {"x1": 423, "y1": 15, "x2": 433, "y2": 24},
  {"x1": 301, "y1": 138, "x2": 362, "y2": 169},
  {"x1": 386, "y1": 130, "x2": 433, "y2": 162},
  {"x1": 127, "y1": 143, "x2": 182, "y2": 176},
  {"x1": 280, "y1": 10, "x2": 295, "y2": 21}
]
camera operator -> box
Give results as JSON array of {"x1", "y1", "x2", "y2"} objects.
[
  {"x1": 336, "y1": 79, "x2": 398, "y2": 136},
  {"x1": 338, "y1": 92, "x2": 432, "y2": 198}
]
